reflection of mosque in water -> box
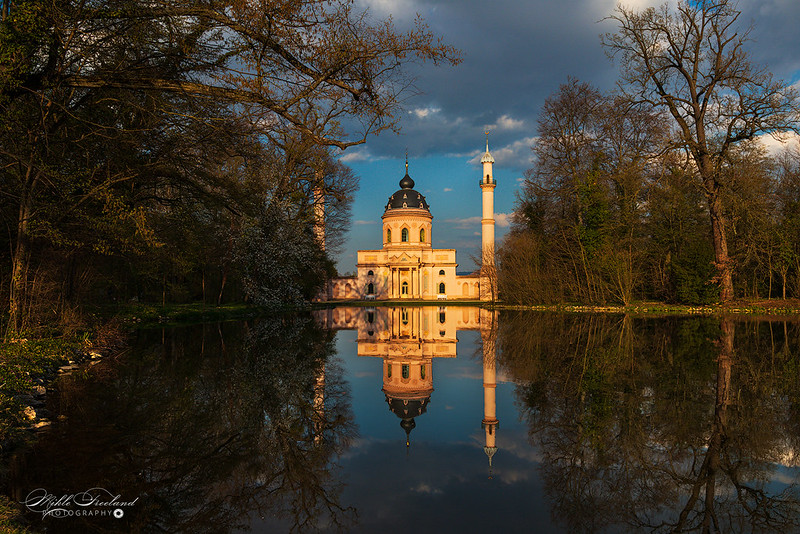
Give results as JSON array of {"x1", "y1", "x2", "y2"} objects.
[{"x1": 316, "y1": 306, "x2": 499, "y2": 472}]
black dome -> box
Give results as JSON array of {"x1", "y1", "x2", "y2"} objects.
[
  {"x1": 399, "y1": 172, "x2": 414, "y2": 189},
  {"x1": 385, "y1": 395, "x2": 430, "y2": 420},
  {"x1": 386, "y1": 173, "x2": 429, "y2": 211},
  {"x1": 386, "y1": 190, "x2": 429, "y2": 211}
]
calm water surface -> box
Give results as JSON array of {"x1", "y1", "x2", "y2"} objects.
[{"x1": 5, "y1": 307, "x2": 800, "y2": 533}]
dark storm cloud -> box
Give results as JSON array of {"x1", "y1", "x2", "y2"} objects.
[
  {"x1": 738, "y1": 0, "x2": 800, "y2": 77},
  {"x1": 350, "y1": 0, "x2": 800, "y2": 171}
]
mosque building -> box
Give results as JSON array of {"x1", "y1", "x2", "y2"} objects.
[{"x1": 326, "y1": 139, "x2": 497, "y2": 301}]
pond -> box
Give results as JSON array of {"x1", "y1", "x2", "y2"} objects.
[{"x1": 4, "y1": 307, "x2": 800, "y2": 533}]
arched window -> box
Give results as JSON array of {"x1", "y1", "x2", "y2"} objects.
[
  {"x1": 401, "y1": 228, "x2": 409, "y2": 242},
  {"x1": 386, "y1": 228, "x2": 391, "y2": 243},
  {"x1": 367, "y1": 270, "x2": 374, "y2": 276},
  {"x1": 367, "y1": 311, "x2": 374, "y2": 323},
  {"x1": 438, "y1": 269, "x2": 445, "y2": 276},
  {"x1": 402, "y1": 364, "x2": 410, "y2": 379},
  {"x1": 420, "y1": 365, "x2": 426, "y2": 380},
  {"x1": 367, "y1": 283, "x2": 374, "y2": 295},
  {"x1": 401, "y1": 308, "x2": 409, "y2": 324},
  {"x1": 438, "y1": 282, "x2": 445, "y2": 294},
  {"x1": 401, "y1": 281, "x2": 409, "y2": 295},
  {"x1": 419, "y1": 228, "x2": 425, "y2": 242},
  {"x1": 387, "y1": 364, "x2": 392, "y2": 378},
  {"x1": 439, "y1": 310, "x2": 446, "y2": 323}
]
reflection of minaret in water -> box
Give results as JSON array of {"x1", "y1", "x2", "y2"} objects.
[{"x1": 481, "y1": 309, "x2": 499, "y2": 477}]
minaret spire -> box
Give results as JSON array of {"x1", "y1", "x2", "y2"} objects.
[{"x1": 479, "y1": 136, "x2": 496, "y2": 301}]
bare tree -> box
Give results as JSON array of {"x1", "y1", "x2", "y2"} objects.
[{"x1": 602, "y1": 0, "x2": 799, "y2": 302}]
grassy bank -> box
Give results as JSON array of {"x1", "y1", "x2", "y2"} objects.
[
  {"x1": 497, "y1": 298, "x2": 800, "y2": 317},
  {"x1": 113, "y1": 302, "x2": 264, "y2": 327},
  {"x1": 0, "y1": 335, "x2": 86, "y2": 447}
]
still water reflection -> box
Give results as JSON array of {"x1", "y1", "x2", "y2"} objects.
[{"x1": 4, "y1": 308, "x2": 800, "y2": 533}]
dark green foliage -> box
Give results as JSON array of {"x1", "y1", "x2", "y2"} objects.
[
  {"x1": 235, "y1": 204, "x2": 334, "y2": 308},
  {"x1": 670, "y1": 240, "x2": 718, "y2": 305},
  {"x1": 575, "y1": 173, "x2": 610, "y2": 258}
]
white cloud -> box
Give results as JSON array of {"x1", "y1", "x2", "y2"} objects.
[
  {"x1": 353, "y1": 220, "x2": 377, "y2": 226},
  {"x1": 590, "y1": 0, "x2": 677, "y2": 16},
  {"x1": 339, "y1": 148, "x2": 371, "y2": 163},
  {"x1": 445, "y1": 212, "x2": 512, "y2": 229},
  {"x1": 495, "y1": 213, "x2": 512, "y2": 227},
  {"x1": 410, "y1": 483, "x2": 443, "y2": 495},
  {"x1": 355, "y1": 0, "x2": 420, "y2": 20},
  {"x1": 443, "y1": 187, "x2": 453, "y2": 192},
  {"x1": 758, "y1": 131, "x2": 800, "y2": 156},
  {"x1": 444, "y1": 215, "x2": 481, "y2": 229},
  {"x1": 469, "y1": 137, "x2": 536, "y2": 170},
  {"x1": 409, "y1": 106, "x2": 441, "y2": 119},
  {"x1": 489, "y1": 114, "x2": 526, "y2": 131}
]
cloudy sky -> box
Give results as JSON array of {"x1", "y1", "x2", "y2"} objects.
[{"x1": 333, "y1": 0, "x2": 800, "y2": 272}]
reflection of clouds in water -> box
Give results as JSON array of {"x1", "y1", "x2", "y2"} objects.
[
  {"x1": 338, "y1": 437, "x2": 380, "y2": 458},
  {"x1": 497, "y1": 469, "x2": 532, "y2": 485},
  {"x1": 334, "y1": 439, "x2": 555, "y2": 533},
  {"x1": 353, "y1": 371, "x2": 378, "y2": 378},
  {"x1": 468, "y1": 428, "x2": 544, "y2": 464},
  {"x1": 410, "y1": 483, "x2": 443, "y2": 495},
  {"x1": 441, "y1": 367, "x2": 482, "y2": 380},
  {"x1": 496, "y1": 370, "x2": 514, "y2": 383},
  {"x1": 502, "y1": 435, "x2": 545, "y2": 464},
  {"x1": 770, "y1": 468, "x2": 800, "y2": 485}
]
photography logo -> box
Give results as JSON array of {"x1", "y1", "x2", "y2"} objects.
[{"x1": 21, "y1": 487, "x2": 138, "y2": 519}]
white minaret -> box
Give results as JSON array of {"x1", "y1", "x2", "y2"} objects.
[{"x1": 480, "y1": 134, "x2": 497, "y2": 301}]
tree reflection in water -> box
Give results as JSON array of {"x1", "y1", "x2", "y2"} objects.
[
  {"x1": 500, "y1": 312, "x2": 800, "y2": 533},
  {"x1": 7, "y1": 314, "x2": 356, "y2": 533}
]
